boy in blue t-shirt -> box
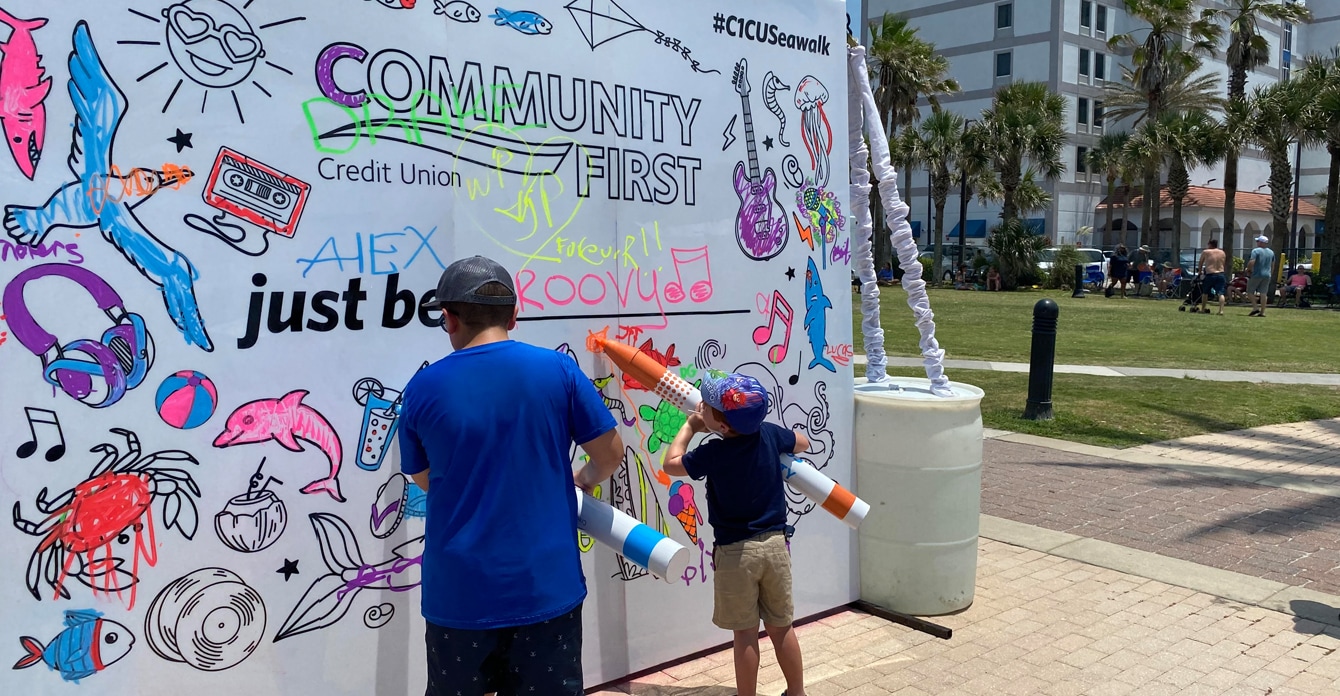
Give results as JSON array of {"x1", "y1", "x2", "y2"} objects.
[
  {"x1": 663, "y1": 372, "x2": 811, "y2": 696},
  {"x1": 399, "y1": 255, "x2": 626, "y2": 696}
]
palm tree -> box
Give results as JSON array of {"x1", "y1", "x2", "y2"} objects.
[
  {"x1": 978, "y1": 82, "x2": 1068, "y2": 223},
  {"x1": 1110, "y1": 0, "x2": 1222, "y2": 245},
  {"x1": 1246, "y1": 81, "x2": 1316, "y2": 262},
  {"x1": 1087, "y1": 132, "x2": 1131, "y2": 247},
  {"x1": 867, "y1": 14, "x2": 960, "y2": 267},
  {"x1": 1201, "y1": 0, "x2": 1312, "y2": 264},
  {"x1": 1148, "y1": 111, "x2": 1225, "y2": 264},
  {"x1": 1123, "y1": 126, "x2": 1167, "y2": 247},
  {"x1": 1300, "y1": 53, "x2": 1340, "y2": 281},
  {"x1": 900, "y1": 111, "x2": 969, "y2": 280}
]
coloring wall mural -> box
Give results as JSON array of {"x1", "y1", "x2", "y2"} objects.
[{"x1": 0, "y1": 1, "x2": 854, "y2": 691}]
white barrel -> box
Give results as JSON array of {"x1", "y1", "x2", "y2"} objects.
[
  {"x1": 575, "y1": 487, "x2": 689, "y2": 583},
  {"x1": 854, "y1": 377, "x2": 984, "y2": 616}
]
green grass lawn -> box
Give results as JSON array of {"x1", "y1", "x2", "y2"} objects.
[
  {"x1": 854, "y1": 287, "x2": 1340, "y2": 373},
  {"x1": 884, "y1": 367, "x2": 1340, "y2": 448}
]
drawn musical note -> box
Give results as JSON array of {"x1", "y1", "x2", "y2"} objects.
[
  {"x1": 752, "y1": 291, "x2": 793, "y2": 364},
  {"x1": 788, "y1": 349, "x2": 803, "y2": 386},
  {"x1": 16, "y1": 407, "x2": 66, "y2": 462},
  {"x1": 663, "y1": 246, "x2": 714, "y2": 303}
]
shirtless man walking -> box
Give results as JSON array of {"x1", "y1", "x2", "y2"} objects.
[{"x1": 1197, "y1": 239, "x2": 1227, "y2": 315}]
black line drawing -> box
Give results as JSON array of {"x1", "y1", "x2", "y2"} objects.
[
  {"x1": 311, "y1": 119, "x2": 573, "y2": 178},
  {"x1": 489, "y1": 7, "x2": 552, "y2": 35},
  {"x1": 214, "y1": 458, "x2": 287, "y2": 553},
  {"x1": 351, "y1": 362, "x2": 427, "y2": 472},
  {"x1": 4, "y1": 23, "x2": 212, "y2": 351},
  {"x1": 694, "y1": 339, "x2": 725, "y2": 371},
  {"x1": 782, "y1": 154, "x2": 805, "y2": 189},
  {"x1": 121, "y1": 1, "x2": 305, "y2": 123},
  {"x1": 13, "y1": 609, "x2": 134, "y2": 683},
  {"x1": 731, "y1": 58, "x2": 789, "y2": 261},
  {"x1": 762, "y1": 71, "x2": 791, "y2": 148},
  {"x1": 363, "y1": 603, "x2": 395, "y2": 629},
  {"x1": 16, "y1": 407, "x2": 65, "y2": 462},
  {"x1": 607, "y1": 447, "x2": 671, "y2": 582},
  {"x1": 212, "y1": 389, "x2": 346, "y2": 502},
  {"x1": 183, "y1": 147, "x2": 311, "y2": 255},
  {"x1": 13, "y1": 428, "x2": 200, "y2": 607},
  {"x1": 370, "y1": 473, "x2": 408, "y2": 539},
  {"x1": 722, "y1": 115, "x2": 737, "y2": 151},
  {"x1": 274, "y1": 514, "x2": 423, "y2": 642},
  {"x1": 435, "y1": 0, "x2": 481, "y2": 22},
  {"x1": 565, "y1": 0, "x2": 718, "y2": 74},
  {"x1": 368, "y1": 0, "x2": 417, "y2": 10},
  {"x1": 144, "y1": 567, "x2": 265, "y2": 671},
  {"x1": 795, "y1": 76, "x2": 833, "y2": 188},
  {"x1": 167, "y1": 128, "x2": 193, "y2": 152},
  {"x1": 276, "y1": 559, "x2": 299, "y2": 581}
]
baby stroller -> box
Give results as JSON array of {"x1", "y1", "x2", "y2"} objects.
[{"x1": 1178, "y1": 274, "x2": 1205, "y2": 312}]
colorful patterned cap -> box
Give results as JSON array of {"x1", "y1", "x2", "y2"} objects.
[{"x1": 699, "y1": 371, "x2": 769, "y2": 435}]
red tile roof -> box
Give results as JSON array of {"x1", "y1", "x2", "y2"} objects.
[{"x1": 1096, "y1": 185, "x2": 1322, "y2": 218}]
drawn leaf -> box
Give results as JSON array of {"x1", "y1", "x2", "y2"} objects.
[{"x1": 273, "y1": 574, "x2": 354, "y2": 641}]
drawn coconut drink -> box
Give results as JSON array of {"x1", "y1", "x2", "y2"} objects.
[{"x1": 214, "y1": 459, "x2": 287, "y2": 553}]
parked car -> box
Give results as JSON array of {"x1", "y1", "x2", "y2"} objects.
[{"x1": 1038, "y1": 247, "x2": 1107, "y2": 285}]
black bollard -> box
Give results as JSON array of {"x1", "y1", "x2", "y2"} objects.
[
  {"x1": 1023, "y1": 298, "x2": 1058, "y2": 421},
  {"x1": 1071, "y1": 264, "x2": 1085, "y2": 298}
]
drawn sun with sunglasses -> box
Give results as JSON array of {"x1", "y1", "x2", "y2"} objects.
[{"x1": 125, "y1": 0, "x2": 304, "y2": 122}]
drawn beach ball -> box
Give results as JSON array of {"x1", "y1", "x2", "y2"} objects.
[{"x1": 155, "y1": 371, "x2": 218, "y2": 430}]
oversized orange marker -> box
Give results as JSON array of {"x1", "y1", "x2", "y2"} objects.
[{"x1": 590, "y1": 334, "x2": 868, "y2": 529}]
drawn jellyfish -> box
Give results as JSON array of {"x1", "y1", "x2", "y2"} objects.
[{"x1": 794, "y1": 76, "x2": 833, "y2": 188}]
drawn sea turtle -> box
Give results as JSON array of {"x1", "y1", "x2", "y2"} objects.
[{"x1": 638, "y1": 380, "x2": 700, "y2": 453}]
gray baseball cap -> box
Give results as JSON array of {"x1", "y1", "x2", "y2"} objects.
[{"x1": 420, "y1": 255, "x2": 517, "y2": 309}]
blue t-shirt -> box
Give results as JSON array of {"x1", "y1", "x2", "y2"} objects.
[
  {"x1": 682, "y1": 422, "x2": 797, "y2": 546},
  {"x1": 398, "y1": 340, "x2": 615, "y2": 629},
  {"x1": 1251, "y1": 247, "x2": 1275, "y2": 278}
]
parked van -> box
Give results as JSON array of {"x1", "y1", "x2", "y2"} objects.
[{"x1": 1038, "y1": 247, "x2": 1107, "y2": 286}]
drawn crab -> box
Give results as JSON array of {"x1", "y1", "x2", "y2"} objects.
[{"x1": 12, "y1": 428, "x2": 200, "y2": 608}]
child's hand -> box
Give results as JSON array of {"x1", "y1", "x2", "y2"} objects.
[{"x1": 686, "y1": 412, "x2": 706, "y2": 433}]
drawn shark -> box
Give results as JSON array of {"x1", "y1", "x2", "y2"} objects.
[
  {"x1": 804, "y1": 257, "x2": 836, "y2": 372},
  {"x1": 0, "y1": 8, "x2": 52, "y2": 179},
  {"x1": 2, "y1": 22, "x2": 211, "y2": 351},
  {"x1": 213, "y1": 390, "x2": 346, "y2": 502},
  {"x1": 274, "y1": 513, "x2": 422, "y2": 641}
]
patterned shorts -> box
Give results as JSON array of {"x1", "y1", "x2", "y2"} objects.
[{"x1": 425, "y1": 604, "x2": 583, "y2": 696}]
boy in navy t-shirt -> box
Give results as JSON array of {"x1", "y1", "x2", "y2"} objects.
[
  {"x1": 663, "y1": 372, "x2": 811, "y2": 696},
  {"x1": 399, "y1": 256, "x2": 626, "y2": 696}
]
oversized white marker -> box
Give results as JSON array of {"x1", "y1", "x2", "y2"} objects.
[
  {"x1": 575, "y1": 487, "x2": 689, "y2": 583},
  {"x1": 780, "y1": 456, "x2": 870, "y2": 529}
]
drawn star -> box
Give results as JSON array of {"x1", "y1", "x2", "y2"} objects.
[
  {"x1": 786, "y1": 267, "x2": 796, "y2": 280},
  {"x1": 763, "y1": 135, "x2": 775, "y2": 150},
  {"x1": 167, "y1": 128, "x2": 193, "y2": 152},
  {"x1": 277, "y1": 559, "x2": 299, "y2": 581}
]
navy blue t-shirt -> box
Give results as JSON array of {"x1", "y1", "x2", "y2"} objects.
[
  {"x1": 398, "y1": 340, "x2": 615, "y2": 629},
  {"x1": 681, "y1": 422, "x2": 797, "y2": 546}
]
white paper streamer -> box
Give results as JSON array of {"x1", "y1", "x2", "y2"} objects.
[{"x1": 846, "y1": 45, "x2": 951, "y2": 396}]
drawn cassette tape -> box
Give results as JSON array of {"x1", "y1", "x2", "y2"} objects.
[{"x1": 203, "y1": 147, "x2": 311, "y2": 237}]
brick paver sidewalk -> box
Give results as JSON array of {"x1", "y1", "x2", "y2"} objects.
[
  {"x1": 982, "y1": 439, "x2": 1340, "y2": 594},
  {"x1": 592, "y1": 539, "x2": 1340, "y2": 695},
  {"x1": 1128, "y1": 418, "x2": 1340, "y2": 484}
]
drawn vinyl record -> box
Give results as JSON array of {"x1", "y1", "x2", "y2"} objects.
[
  {"x1": 145, "y1": 568, "x2": 266, "y2": 671},
  {"x1": 371, "y1": 473, "x2": 408, "y2": 539}
]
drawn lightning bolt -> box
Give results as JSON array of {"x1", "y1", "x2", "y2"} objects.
[{"x1": 722, "y1": 115, "x2": 737, "y2": 151}]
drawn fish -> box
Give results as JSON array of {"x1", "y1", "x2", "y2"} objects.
[
  {"x1": 275, "y1": 514, "x2": 423, "y2": 641},
  {"x1": 12, "y1": 610, "x2": 134, "y2": 683},
  {"x1": 804, "y1": 258, "x2": 836, "y2": 372},
  {"x1": 488, "y1": 7, "x2": 552, "y2": 35},
  {"x1": 367, "y1": 0, "x2": 417, "y2": 8},
  {"x1": 0, "y1": 8, "x2": 52, "y2": 180},
  {"x1": 622, "y1": 340, "x2": 681, "y2": 391},
  {"x1": 213, "y1": 390, "x2": 346, "y2": 502},
  {"x1": 434, "y1": 0, "x2": 481, "y2": 22}
]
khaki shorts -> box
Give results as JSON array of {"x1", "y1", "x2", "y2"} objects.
[
  {"x1": 1247, "y1": 276, "x2": 1272, "y2": 295},
  {"x1": 712, "y1": 531, "x2": 794, "y2": 630}
]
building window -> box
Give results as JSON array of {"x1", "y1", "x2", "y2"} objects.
[
  {"x1": 1079, "y1": 48, "x2": 1091, "y2": 81},
  {"x1": 995, "y1": 51, "x2": 1013, "y2": 78},
  {"x1": 1077, "y1": 97, "x2": 1090, "y2": 132},
  {"x1": 996, "y1": 2, "x2": 1013, "y2": 29},
  {"x1": 1080, "y1": 0, "x2": 1092, "y2": 34},
  {"x1": 1093, "y1": 100, "x2": 1105, "y2": 133},
  {"x1": 1094, "y1": 52, "x2": 1107, "y2": 83},
  {"x1": 1283, "y1": 22, "x2": 1293, "y2": 51},
  {"x1": 1283, "y1": 22, "x2": 1293, "y2": 80},
  {"x1": 1077, "y1": 146, "x2": 1089, "y2": 179},
  {"x1": 1095, "y1": 4, "x2": 1108, "y2": 37}
]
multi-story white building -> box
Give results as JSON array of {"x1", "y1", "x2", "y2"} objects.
[{"x1": 858, "y1": 0, "x2": 1332, "y2": 261}]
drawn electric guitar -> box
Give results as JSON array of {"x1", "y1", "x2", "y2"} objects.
[{"x1": 731, "y1": 58, "x2": 789, "y2": 261}]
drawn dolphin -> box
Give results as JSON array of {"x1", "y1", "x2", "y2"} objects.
[
  {"x1": 213, "y1": 390, "x2": 345, "y2": 502},
  {"x1": 0, "y1": 8, "x2": 51, "y2": 180},
  {"x1": 804, "y1": 258, "x2": 836, "y2": 372}
]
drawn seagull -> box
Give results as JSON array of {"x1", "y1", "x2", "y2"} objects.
[{"x1": 3, "y1": 22, "x2": 211, "y2": 351}]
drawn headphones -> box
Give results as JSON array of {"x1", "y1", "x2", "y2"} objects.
[{"x1": 2, "y1": 263, "x2": 154, "y2": 408}]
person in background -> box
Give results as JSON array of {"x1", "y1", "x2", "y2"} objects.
[
  {"x1": 1284, "y1": 266, "x2": 1311, "y2": 307},
  {"x1": 1156, "y1": 262, "x2": 1178, "y2": 298},
  {"x1": 953, "y1": 263, "x2": 972, "y2": 290},
  {"x1": 1246, "y1": 235, "x2": 1276, "y2": 317},
  {"x1": 986, "y1": 266, "x2": 1002, "y2": 291},
  {"x1": 400, "y1": 255, "x2": 626, "y2": 696},
  {"x1": 1106, "y1": 244, "x2": 1130, "y2": 298},
  {"x1": 1196, "y1": 239, "x2": 1227, "y2": 315}
]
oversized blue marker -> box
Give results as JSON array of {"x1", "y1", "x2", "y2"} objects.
[{"x1": 575, "y1": 487, "x2": 689, "y2": 583}]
